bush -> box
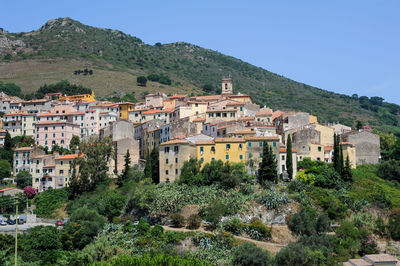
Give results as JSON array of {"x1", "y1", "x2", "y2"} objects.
[
  {"x1": 137, "y1": 76, "x2": 147, "y2": 87},
  {"x1": 377, "y1": 159, "x2": 400, "y2": 183},
  {"x1": 257, "y1": 187, "x2": 290, "y2": 210},
  {"x1": 151, "y1": 224, "x2": 164, "y2": 238},
  {"x1": 314, "y1": 168, "x2": 344, "y2": 189},
  {"x1": 16, "y1": 170, "x2": 32, "y2": 188},
  {"x1": 200, "y1": 200, "x2": 229, "y2": 229},
  {"x1": 244, "y1": 218, "x2": 271, "y2": 240},
  {"x1": 170, "y1": 213, "x2": 185, "y2": 228},
  {"x1": 232, "y1": 242, "x2": 273, "y2": 266},
  {"x1": 288, "y1": 207, "x2": 330, "y2": 236},
  {"x1": 388, "y1": 208, "x2": 400, "y2": 240},
  {"x1": 187, "y1": 214, "x2": 202, "y2": 229},
  {"x1": 137, "y1": 218, "x2": 151, "y2": 234},
  {"x1": 222, "y1": 217, "x2": 243, "y2": 235},
  {"x1": 33, "y1": 188, "x2": 68, "y2": 218},
  {"x1": 23, "y1": 186, "x2": 36, "y2": 199}
]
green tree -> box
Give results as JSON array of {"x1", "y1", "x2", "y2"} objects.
[
  {"x1": 202, "y1": 84, "x2": 214, "y2": 93},
  {"x1": 68, "y1": 136, "x2": 113, "y2": 198},
  {"x1": 232, "y1": 242, "x2": 273, "y2": 266},
  {"x1": 333, "y1": 133, "x2": 339, "y2": 171},
  {"x1": 178, "y1": 158, "x2": 202, "y2": 185},
  {"x1": 342, "y1": 155, "x2": 353, "y2": 182},
  {"x1": 117, "y1": 149, "x2": 131, "y2": 187},
  {"x1": 388, "y1": 208, "x2": 400, "y2": 240},
  {"x1": 137, "y1": 76, "x2": 147, "y2": 87},
  {"x1": 339, "y1": 144, "x2": 344, "y2": 175},
  {"x1": 69, "y1": 135, "x2": 80, "y2": 151},
  {"x1": 0, "y1": 159, "x2": 11, "y2": 181},
  {"x1": 15, "y1": 170, "x2": 32, "y2": 188},
  {"x1": 286, "y1": 134, "x2": 293, "y2": 180},
  {"x1": 20, "y1": 225, "x2": 62, "y2": 264},
  {"x1": 355, "y1": 120, "x2": 363, "y2": 130},
  {"x1": 257, "y1": 142, "x2": 277, "y2": 184},
  {"x1": 61, "y1": 206, "x2": 107, "y2": 250},
  {"x1": 150, "y1": 148, "x2": 159, "y2": 183}
]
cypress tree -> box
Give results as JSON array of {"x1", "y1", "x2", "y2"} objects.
[
  {"x1": 144, "y1": 150, "x2": 152, "y2": 179},
  {"x1": 150, "y1": 148, "x2": 160, "y2": 184},
  {"x1": 333, "y1": 133, "x2": 338, "y2": 171},
  {"x1": 117, "y1": 149, "x2": 131, "y2": 187},
  {"x1": 339, "y1": 145, "x2": 344, "y2": 176},
  {"x1": 286, "y1": 134, "x2": 293, "y2": 180},
  {"x1": 4, "y1": 132, "x2": 12, "y2": 151},
  {"x1": 342, "y1": 155, "x2": 353, "y2": 182},
  {"x1": 257, "y1": 141, "x2": 278, "y2": 185}
]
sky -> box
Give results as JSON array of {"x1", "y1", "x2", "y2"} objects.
[{"x1": 1, "y1": 0, "x2": 400, "y2": 103}]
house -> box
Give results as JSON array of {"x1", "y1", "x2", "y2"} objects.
[
  {"x1": 13, "y1": 146, "x2": 45, "y2": 176},
  {"x1": 244, "y1": 136, "x2": 281, "y2": 174},
  {"x1": 344, "y1": 254, "x2": 399, "y2": 266},
  {"x1": 20, "y1": 99, "x2": 52, "y2": 113},
  {"x1": 0, "y1": 187, "x2": 23, "y2": 197},
  {"x1": 31, "y1": 154, "x2": 56, "y2": 192},
  {"x1": 145, "y1": 92, "x2": 167, "y2": 108},
  {"x1": 35, "y1": 121, "x2": 80, "y2": 148},
  {"x1": 340, "y1": 130, "x2": 380, "y2": 164},
  {"x1": 54, "y1": 153, "x2": 82, "y2": 189},
  {"x1": 118, "y1": 102, "x2": 135, "y2": 120},
  {"x1": 58, "y1": 91, "x2": 96, "y2": 103}
]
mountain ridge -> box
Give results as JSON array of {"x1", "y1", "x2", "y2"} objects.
[{"x1": 0, "y1": 17, "x2": 399, "y2": 133}]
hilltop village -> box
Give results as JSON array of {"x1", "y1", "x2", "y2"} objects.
[{"x1": 0, "y1": 77, "x2": 380, "y2": 191}]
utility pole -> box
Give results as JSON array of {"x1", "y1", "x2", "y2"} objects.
[{"x1": 14, "y1": 198, "x2": 18, "y2": 266}]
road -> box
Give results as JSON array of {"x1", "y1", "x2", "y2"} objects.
[{"x1": 0, "y1": 222, "x2": 55, "y2": 233}]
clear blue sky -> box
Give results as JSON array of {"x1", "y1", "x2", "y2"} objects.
[{"x1": 1, "y1": 1, "x2": 400, "y2": 103}]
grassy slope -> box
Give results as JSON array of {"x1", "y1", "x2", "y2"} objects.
[{"x1": 0, "y1": 17, "x2": 399, "y2": 132}]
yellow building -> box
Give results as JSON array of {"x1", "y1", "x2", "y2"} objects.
[
  {"x1": 314, "y1": 123, "x2": 334, "y2": 146},
  {"x1": 55, "y1": 153, "x2": 82, "y2": 188},
  {"x1": 119, "y1": 102, "x2": 135, "y2": 120},
  {"x1": 58, "y1": 91, "x2": 96, "y2": 102},
  {"x1": 340, "y1": 142, "x2": 356, "y2": 168},
  {"x1": 196, "y1": 138, "x2": 246, "y2": 165}
]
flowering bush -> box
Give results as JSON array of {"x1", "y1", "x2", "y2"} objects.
[
  {"x1": 296, "y1": 169, "x2": 316, "y2": 184},
  {"x1": 24, "y1": 186, "x2": 36, "y2": 199}
]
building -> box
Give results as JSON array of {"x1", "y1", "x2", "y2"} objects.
[
  {"x1": 31, "y1": 154, "x2": 56, "y2": 192},
  {"x1": 221, "y1": 77, "x2": 233, "y2": 94},
  {"x1": 0, "y1": 187, "x2": 24, "y2": 197},
  {"x1": 344, "y1": 254, "x2": 399, "y2": 266},
  {"x1": 35, "y1": 121, "x2": 80, "y2": 148},
  {"x1": 244, "y1": 136, "x2": 281, "y2": 175},
  {"x1": 118, "y1": 102, "x2": 135, "y2": 120},
  {"x1": 54, "y1": 153, "x2": 82, "y2": 189},
  {"x1": 58, "y1": 91, "x2": 96, "y2": 102},
  {"x1": 340, "y1": 142, "x2": 357, "y2": 168},
  {"x1": 340, "y1": 130, "x2": 380, "y2": 164},
  {"x1": 13, "y1": 146, "x2": 45, "y2": 176},
  {"x1": 145, "y1": 92, "x2": 167, "y2": 108}
]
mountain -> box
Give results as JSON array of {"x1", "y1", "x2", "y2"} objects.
[{"x1": 0, "y1": 17, "x2": 399, "y2": 133}]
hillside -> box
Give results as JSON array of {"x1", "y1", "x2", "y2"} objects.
[{"x1": 0, "y1": 17, "x2": 399, "y2": 133}]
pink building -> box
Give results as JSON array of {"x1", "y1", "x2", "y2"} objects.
[{"x1": 35, "y1": 120, "x2": 80, "y2": 148}]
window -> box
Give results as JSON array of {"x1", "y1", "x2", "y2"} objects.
[
  {"x1": 175, "y1": 158, "x2": 178, "y2": 163},
  {"x1": 200, "y1": 146, "x2": 204, "y2": 153},
  {"x1": 174, "y1": 146, "x2": 179, "y2": 153},
  {"x1": 225, "y1": 154, "x2": 229, "y2": 160},
  {"x1": 195, "y1": 103, "x2": 198, "y2": 107},
  {"x1": 239, "y1": 143, "x2": 243, "y2": 149},
  {"x1": 211, "y1": 146, "x2": 216, "y2": 152},
  {"x1": 211, "y1": 157, "x2": 215, "y2": 161},
  {"x1": 53, "y1": 133, "x2": 55, "y2": 137},
  {"x1": 60, "y1": 161, "x2": 63, "y2": 166},
  {"x1": 166, "y1": 170, "x2": 169, "y2": 175},
  {"x1": 248, "y1": 142, "x2": 252, "y2": 147},
  {"x1": 302, "y1": 146, "x2": 306, "y2": 151},
  {"x1": 273, "y1": 142, "x2": 277, "y2": 147},
  {"x1": 239, "y1": 154, "x2": 243, "y2": 160},
  {"x1": 175, "y1": 169, "x2": 178, "y2": 174},
  {"x1": 260, "y1": 153, "x2": 263, "y2": 158},
  {"x1": 240, "y1": 107, "x2": 243, "y2": 111},
  {"x1": 45, "y1": 127, "x2": 48, "y2": 131},
  {"x1": 282, "y1": 155, "x2": 285, "y2": 160},
  {"x1": 222, "y1": 113, "x2": 227, "y2": 118},
  {"x1": 317, "y1": 157, "x2": 321, "y2": 161},
  {"x1": 318, "y1": 146, "x2": 322, "y2": 152},
  {"x1": 59, "y1": 170, "x2": 64, "y2": 174},
  {"x1": 259, "y1": 141, "x2": 263, "y2": 147},
  {"x1": 166, "y1": 159, "x2": 169, "y2": 164},
  {"x1": 201, "y1": 157, "x2": 204, "y2": 162},
  {"x1": 282, "y1": 165, "x2": 285, "y2": 171},
  {"x1": 226, "y1": 144, "x2": 231, "y2": 150},
  {"x1": 164, "y1": 147, "x2": 170, "y2": 153}
]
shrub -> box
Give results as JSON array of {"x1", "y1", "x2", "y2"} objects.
[
  {"x1": 187, "y1": 214, "x2": 202, "y2": 229},
  {"x1": 244, "y1": 218, "x2": 271, "y2": 240},
  {"x1": 288, "y1": 207, "x2": 330, "y2": 236},
  {"x1": 374, "y1": 217, "x2": 388, "y2": 237},
  {"x1": 222, "y1": 217, "x2": 243, "y2": 235},
  {"x1": 314, "y1": 168, "x2": 344, "y2": 189},
  {"x1": 296, "y1": 169, "x2": 316, "y2": 184},
  {"x1": 377, "y1": 159, "x2": 400, "y2": 183},
  {"x1": 170, "y1": 213, "x2": 185, "y2": 228},
  {"x1": 200, "y1": 200, "x2": 229, "y2": 229},
  {"x1": 136, "y1": 76, "x2": 147, "y2": 87},
  {"x1": 257, "y1": 187, "x2": 290, "y2": 210},
  {"x1": 388, "y1": 208, "x2": 400, "y2": 240},
  {"x1": 232, "y1": 242, "x2": 273, "y2": 266},
  {"x1": 33, "y1": 188, "x2": 68, "y2": 218},
  {"x1": 137, "y1": 218, "x2": 151, "y2": 234},
  {"x1": 23, "y1": 186, "x2": 36, "y2": 199},
  {"x1": 151, "y1": 224, "x2": 164, "y2": 238}
]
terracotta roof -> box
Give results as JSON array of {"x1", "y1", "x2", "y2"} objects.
[
  {"x1": 37, "y1": 113, "x2": 60, "y2": 117},
  {"x1": 118, "y1": 102, "x2": 135, "y2": 105},
  {"x1": 226, "y1": 101, "x2": 245, "y2": 106},
  {"x1": 215, "y1": 138, "x2": 246, "y2": 143},
  {"x1": 256, "y1": 108, "x2": 273, "y2": 117},
  {"x1": 93, "y1": 103, "x2": 119, "y2": 108},
  {"x1": 238, "y1": 116, "x2": 255, "y2": 121},
  {"x1": 210, "y1": 120, "x2": 234, "y2": 126},
  {"x1": 0, "y1": 187, "x2": 22, "y2": 193},
  {"x1": 22, "y1": 99, "x2": 49, "y2": 103},
  {"x1": 55, "y1": 153, "x2": 83, "y2": 160},
  {"x1": 14, "y1": 147, "x2": 33, "y2": 151},
  {"x1": 195, "y1": 140, "x2": 215, "y2": 145},
  {"x1": 169, "y1": 94, "x2": 188, "y2": 99},
  {"x1": 4, "y1": 111, "x2": 29, "y2": 116},
  {"x1": 227, "y1": 94, "x2": 251, "y2": 98},
  {"x1": 272, "y1": 110, "x2": 284, "y2": 121},
  {"x1": 340, "y1": 142, "x2": 354, "y2": 145},
  {"x1": 207, "y1": 108, "x2": 237, "y2": 113},
  {"x1": 190, "y1": 95, "x2": 223, "y2": 101},
  {"x1": 245, "y1": 136, "x2": 280, "y2": 141},
  {"x1": 324, "y1": 145, "x2": 333, "y2": 151},
  {"x1": 188, "y1": 101, "x2": 208, "y2": 104},
  {"x1": 35, "y1": 120, "x2": 77, "y2": 126},
  {"x1": 159, "y1": 139, "x2": 189, "y2": 146},
  {"x1": 142, "y1": 108, "x2": 173, "y2": 115},
  {"x1": 43, "y1": 164, "x2": 55, "y2": 168},
  {"x1": 193, "y1": 117, "x2": 206, "y2": 122},
  {"x1": 280, "y1": 148, "x2": 297, "y2": 153}
]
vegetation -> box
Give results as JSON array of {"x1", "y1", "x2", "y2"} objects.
[
  {"x1": 286, "y1": 134, "x2": 293, "y2": 180},
  {"x1": 33, "y1": 188, "x2": 68, "y2": 218},
  {"x1": 35, "y1": 80, "x2": 91, "y2": 99},
  {"x1": 257, "y1": 142, "x2": 278, "y2": 184}
]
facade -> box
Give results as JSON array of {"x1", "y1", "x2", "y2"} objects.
[
  {"x1": 340, "y1": 130, "x2": 380, "y2": 164},
  {"x1": 58, "y1": 91, "x2": 96, "y2": 102},
  {"x1": 35, "y1": 121, "x2": 80, "y2": 148},
  {"x1": 118, "y1": 102, "x2": 135, "y2": 120},
  {"x1": 196, "y1": 138, "x2": 246, "y2": 166},
  {"x1": 13, "y1": 146, "x2": 45, "y2": 176},
  {"x1": 31, "y1": 154, "x2": 56, "y2": 192},
  {"x1": 54, "y1": 153, "x2": 81, "y2": 189}
]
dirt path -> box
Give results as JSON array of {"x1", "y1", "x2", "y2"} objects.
[{"x1": 162, "y1": 226, "x2": 287, "y2": 254}]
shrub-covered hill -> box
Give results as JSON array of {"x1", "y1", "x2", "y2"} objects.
[{"x1": 1, "y1": 17, "x2": 400, "y2": 132}]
